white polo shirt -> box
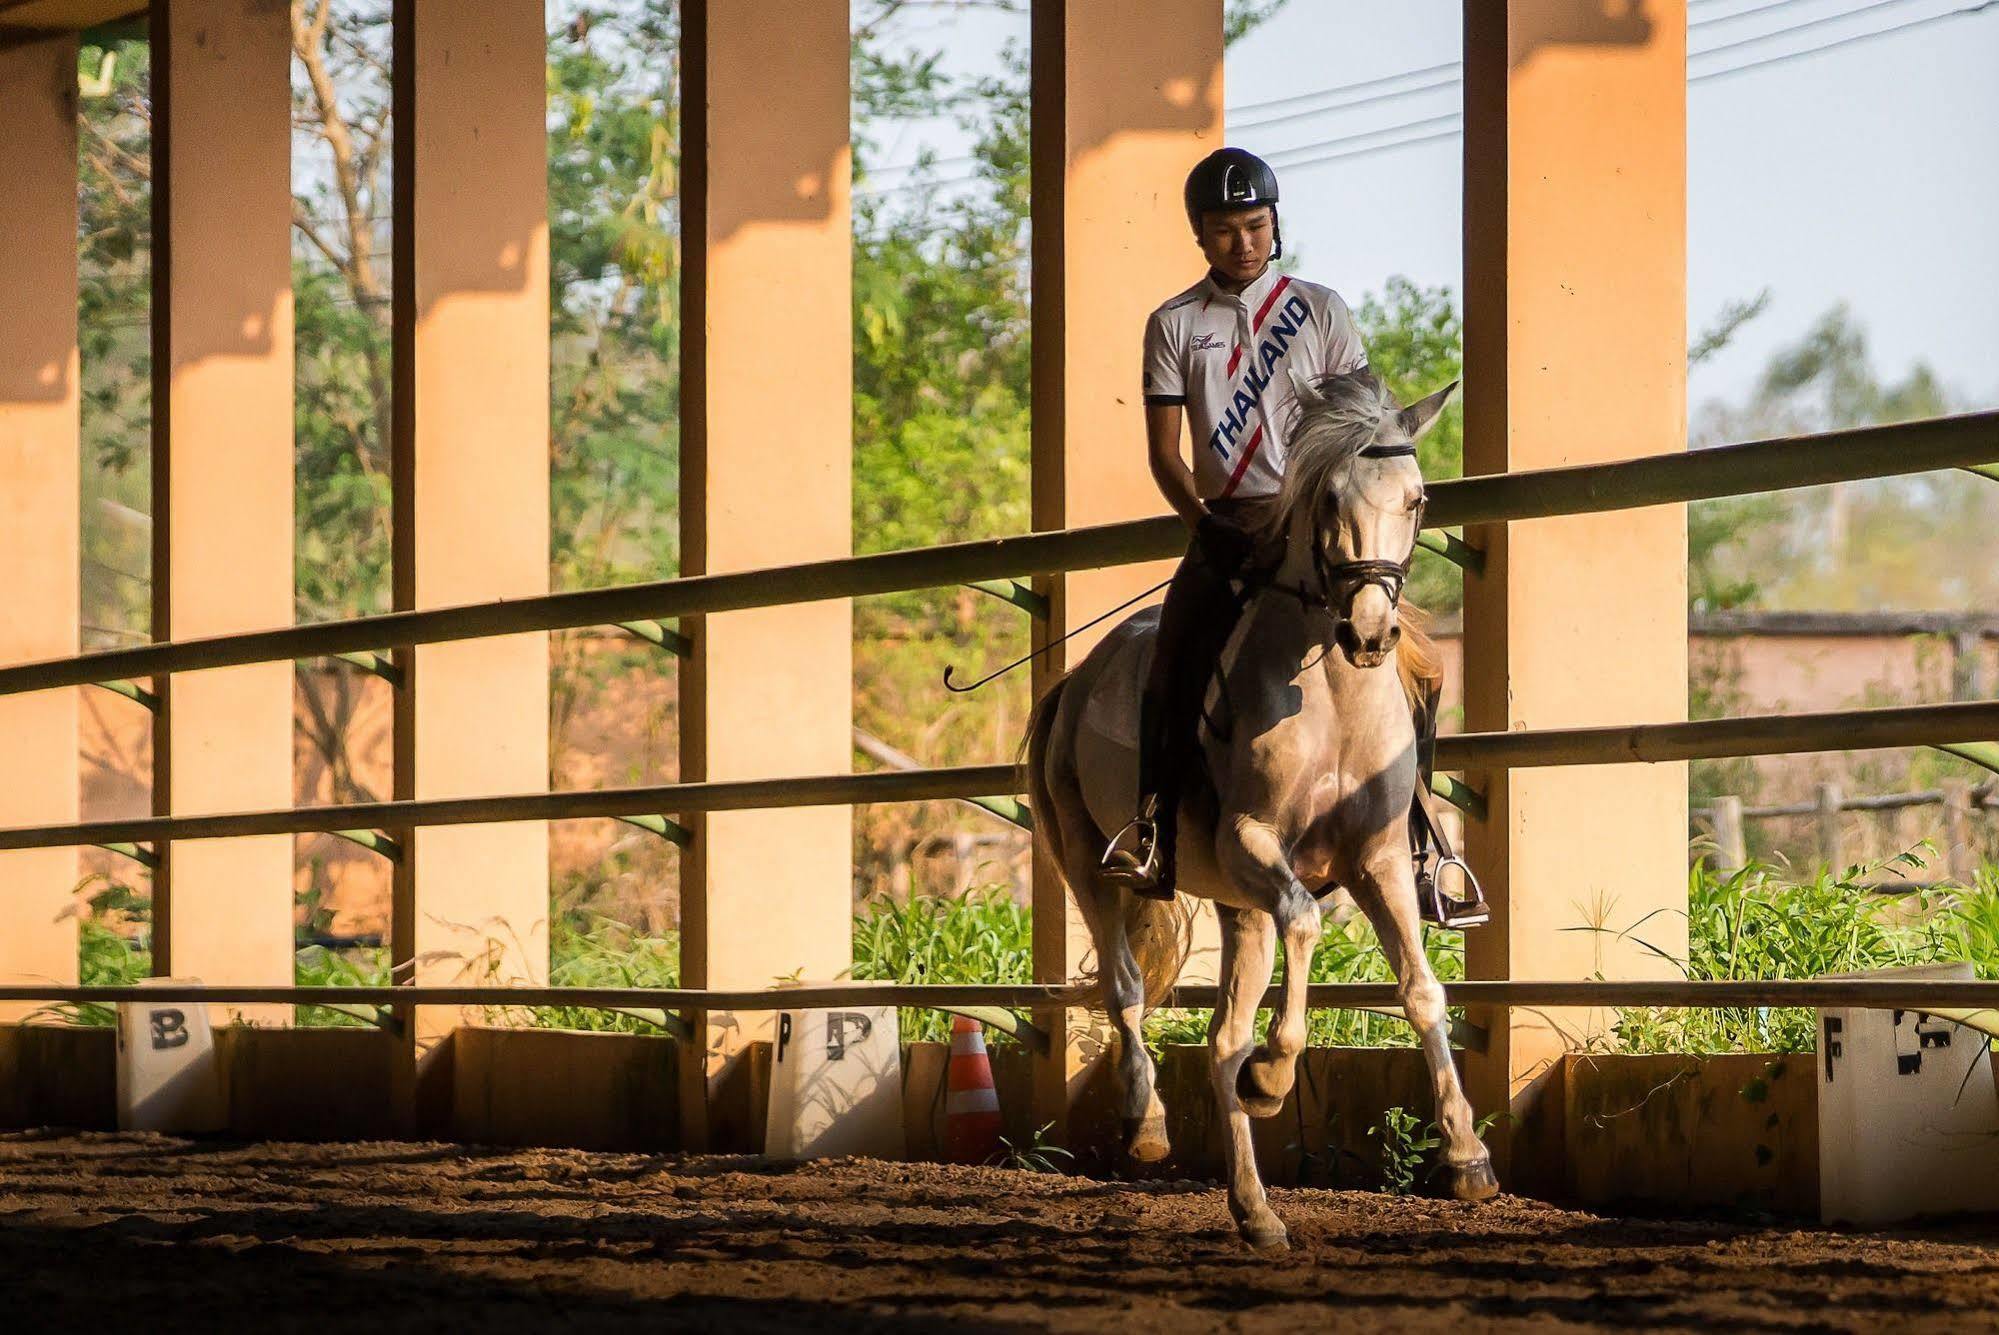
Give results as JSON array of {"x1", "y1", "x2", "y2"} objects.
[{"x1": 1141, "y1": 267, "x2": 1368, "y2": 500}]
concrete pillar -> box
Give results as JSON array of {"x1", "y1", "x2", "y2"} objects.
[
  {"x1": 390, "y1": 0, "x2": 551, "y2": 1087},
  {"x1": 1460, "y1": 1, "x2": 1690, "y2": 1183},
  {"x1": 0, "y1": 34, "x2": 82, "y2": 1014},
  {"x1": 150, "y1": 0, "x2": 296, "y2": 1019},
  {"x1": 1028, "y1": 0, "x2": 1223, "y2": 1146},
  {"x1": 677, "y1": 0, "x2": 854, "y2": 1149}
]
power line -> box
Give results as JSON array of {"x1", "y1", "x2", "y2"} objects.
[
  {"x1": 1240, "y1": 0, "x2": 1912, "y2": 139},
  {"x1": 1227, "y1": 70, "x2": 1459, "y2": 136},
  {"x1": 1270, "y1": 0, "x2": 1997, "y2": 176},
  {"x1": 858, "y1": 0, "x2": 1819, "y2": 180},
  {"x1": 1260, "y1": 112, "x2": 1462, "y2": 168},
  {"x1": 1226, "y1": 59, "x2": 1459, "y2": 123},
  {"x1": 1227, "y1": 0, "x2": 1812, "y2": 132},
  {"x1": 1691, "y1": 0, "x2": 1936, "y2": 64},
  {"x1": 1691, "y1": 0, "x2": 1997, "y2": 80},
  {"x1": 863, "y1": 0, "x2": 1908, "y2": 192}
]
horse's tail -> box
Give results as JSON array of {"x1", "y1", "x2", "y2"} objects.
[
  {"x1": 1396, "y1": 601, "x2": 1443, "y2": 717},
  {"x1": 1124, "y1": 895, "x2": 1196, "y2": 1011},
  {"x1": 1020, "y1": 670, "x2": 1071, "y2": 882},
  {"x1": 1025, "y1": 670, "x2": 1193, "y2": 1013}
]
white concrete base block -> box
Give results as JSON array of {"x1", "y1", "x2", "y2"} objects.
[
  {"x1": 764, "y1": 999, "x2": 904, "y2": 1161},
  {"x1": 1818, "y1": 962, "x2": 1999, "y2": 1224},
  {"x1": 116, "y1": 978, "x2": 225, "y2": 1133}
]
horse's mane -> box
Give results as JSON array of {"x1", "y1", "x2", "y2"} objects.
[
  {"x1": 1255, "y1": 367, "x2": 1441, "y2": 713},
  {"x1": 1255, "y1": 367, "x2": 1402, "y2": 546}
]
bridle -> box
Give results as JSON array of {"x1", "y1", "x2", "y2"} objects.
[{"x1": 1265, "y1": 442, "x2": 1424, "y2": 632}]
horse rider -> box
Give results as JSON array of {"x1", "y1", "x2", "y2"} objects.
[{"x1": 1100, "y1": 146, "x2": 1447, "y2": 906}]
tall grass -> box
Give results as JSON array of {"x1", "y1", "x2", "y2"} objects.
[
  {"x1": 66, "y1": 857, "x2": 1999, "y2": 1054},
  {"x1": 525, "y1": 914, "x2": 681, "y2": 1033},
  {"x1": 852, "y1": 886, "x2": 1033, "y2": 1042},
  {"x1": 1608, "y1": 852, "x2": 1999, "y2": 1053}
]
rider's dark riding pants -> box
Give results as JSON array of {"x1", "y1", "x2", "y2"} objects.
[{"x1": 1138, "y1": 498, "x2": 1269, "y2": 887}]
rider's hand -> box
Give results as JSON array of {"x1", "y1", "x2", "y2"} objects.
[{"x1": 1195, "y1": 511, "x2": 1255, "y2": 572}]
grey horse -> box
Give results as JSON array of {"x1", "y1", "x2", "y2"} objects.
[{"x1": 1024, "y1": 368, "x2": 1497, "y2": 1250}]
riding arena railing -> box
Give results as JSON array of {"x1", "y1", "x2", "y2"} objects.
[{"x1": 3, "y1": 409, "x2": 1998, "y2": 1032}]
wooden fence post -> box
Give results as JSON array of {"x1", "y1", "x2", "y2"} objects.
[
  {"x1": 1815, "y1": 783, "x2": 1845, "y2": 875},
  {"x1": 1942, "y1": 780, "x2": 1975, "y2": 885},
  {"x1": 1712, "y1": 795, "x2": 1746, "y2": 873},
  {"x1": 1951, "y1": 630, "x2": 1980, "y2": 702}
]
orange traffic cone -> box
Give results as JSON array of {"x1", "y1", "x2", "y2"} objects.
[{"x1": 942, "y1": 1014, "x2": 1003, "y2": 1164}]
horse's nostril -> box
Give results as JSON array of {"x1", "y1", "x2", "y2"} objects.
[{"x1": 1386, "y1": 625, "x2": 1402, "y2": 648}]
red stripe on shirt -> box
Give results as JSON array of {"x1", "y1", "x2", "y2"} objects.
[
  {"x1": 1225, "y1": 344, "x2": 1242, "y2": 377},
  {"x1": 1252, "y1": 275, "x2": 1293, "y2": 333},
  {"x1": 1219, "y1": 424, "x2": 1265, "y2": 499}
]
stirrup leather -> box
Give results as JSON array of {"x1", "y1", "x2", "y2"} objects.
[
  {"x1": 1100, "y1": 814, "x2": 1161, "y2": 886},
  {"x1": 1411, "y1": 676, "x2": 1489, "y2": 930}
]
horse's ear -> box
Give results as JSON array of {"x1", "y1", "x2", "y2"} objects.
[
  {"x1": 1289, "y1": 365, "x2": 1327, "y2": 407},
  {"x1": 1398, "y1": 380, "x2": 1459, "y2": 440}
]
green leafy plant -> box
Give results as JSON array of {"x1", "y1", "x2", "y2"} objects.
[
  {"x1": 1370, "y1": 1105, "x2": 1439, "y2": 1196},
  {"x1": 293, "y1": 943, "x2": 391, "y2": 1028},
  {"x1": 991, "y1": 1120, "x2": 1074, "y2": 1174}
]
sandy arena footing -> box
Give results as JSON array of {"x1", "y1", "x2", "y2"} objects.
[{"x1": 2, "y1": 1132, "x2": 1996, "y2": 1332}]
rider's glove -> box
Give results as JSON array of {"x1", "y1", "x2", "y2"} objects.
[{"x1": 1195, "y1": 511, "x2": 1255, "y2": 573}]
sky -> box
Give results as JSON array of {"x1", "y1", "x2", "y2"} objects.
[{"x1": 863, "y1": 0, "x2": 1999, "y2": 416}]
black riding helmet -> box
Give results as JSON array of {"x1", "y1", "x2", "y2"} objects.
[{"x1": 1183, "y1": 147, "x2": 1282, "y2": 260}]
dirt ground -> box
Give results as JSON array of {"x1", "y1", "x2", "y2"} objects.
[{"x1": 2, "y1": 1133, "x2": 1995, "y2": 1333}]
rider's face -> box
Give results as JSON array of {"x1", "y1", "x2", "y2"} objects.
[{"x1": 1197, "y1": 207, "x2": 1274, "y2": 282}]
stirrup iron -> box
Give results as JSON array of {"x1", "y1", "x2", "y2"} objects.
[
  {"x1": 1417, "y1": 852, "x2": 1490, "y2": 929},
  {"x1": 1100, "y1": 815, "x2": 1161, "y2": 887}
]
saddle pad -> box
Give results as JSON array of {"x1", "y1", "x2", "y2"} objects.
[
  {"x1": 1076, "y1": 600, "x2": 1258, "y2": 754},
  {"x1": 1078, "y1": 625, "x2": 1151, "y2": 751}
]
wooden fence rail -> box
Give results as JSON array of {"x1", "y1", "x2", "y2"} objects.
[{"x1": 1700, "y1": 781, "x2": 1996, "y2": 879}]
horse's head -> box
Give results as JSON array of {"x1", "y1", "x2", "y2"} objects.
[{"x1": 1270, "y1": 368, "x2": 1456, "y2": 669}]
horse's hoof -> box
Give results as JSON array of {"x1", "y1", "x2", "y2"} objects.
[
  {"x1": 1123, "y1": 1115, "x2": 1171, "y2": 1164},
  {"x1": 1238, "y1": 1093, "x2": 1285, "y2": 1120},
  {"x1": 1239, "y1": 1213, "x2": 1289, "y2": 1252},
  {"x1": 1235, "y1": 1058, "x2": 1290, "y2": 1119},
  {"x1": 1450, "y1": 1159, "x2": 1500, "y2": 1202}
]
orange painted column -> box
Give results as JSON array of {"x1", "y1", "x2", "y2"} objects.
[
  {"x1": 151, "y1": 0, "x2": 297, "y2": 1018},
  {"x1": 1460, "y1": 0, "x2": 1690, "y2": 1183},
  {"x1": 677, "y1": 0, "x2": 854, "y2": 1151},
  {"x1": 0, "y1": 34, "x2": 82, "y2": 1014},
  {"x1": 390, "y1": 0, "x2": 551, "y2": 1096},
  {"x1": 1028, "y1": 0, "x2": 1224, "y2": 1142}
]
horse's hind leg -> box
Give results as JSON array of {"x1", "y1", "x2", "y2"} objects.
[
  {"x1": 1057, "y1": 844, "x2": 1169, "y2": 1163},
  {"x1": 1354, "y1": 847, "x2": 1498, "y2": 1201},
  {"x1": 1209, "y1": 905, "x2": 1285, "y2": 1250}
]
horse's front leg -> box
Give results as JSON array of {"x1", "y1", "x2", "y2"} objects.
[
  {"x1": 1208, "y1": 905, "x2": 1286, "y2": 1249},
  {"x1": 1354, "y1": 841, "x2": 1499, "y2": 1201},
  {"x1": 1217, "y1": 817, "x2": 1321, "y2": 1119}
]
